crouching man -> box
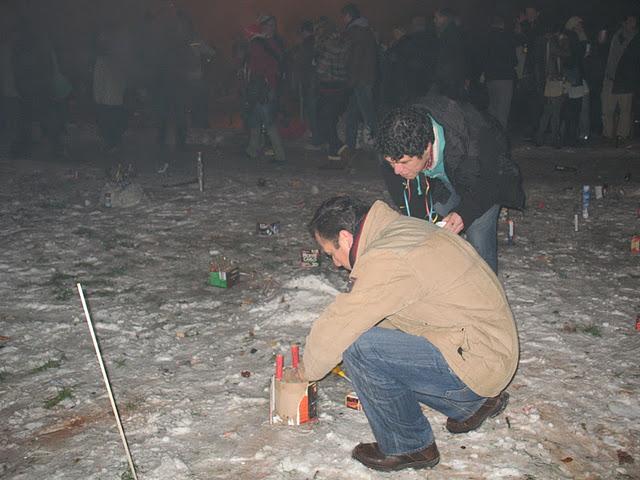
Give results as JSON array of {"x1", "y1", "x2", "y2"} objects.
[{"x1": 297, "y1": 195, "x2": 519, "y2": 471}]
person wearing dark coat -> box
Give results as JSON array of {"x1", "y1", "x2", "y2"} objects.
[
  {"x1": 341, "y1": 3, "x2": 378, "y2": 153},
  {"x1": 10, "y1": 17, "x2": 63, "y2": 158},
  {"x1": 602, "y1": 14, "x2": 639, "y2": 141},
  {"x1": 433, "y1": 9, "x2": 468, "y2": 101},
  {"x1": 482, "y1": 16, "x2": 517, "y2": 129},
  {"x1": 377, "y1": 94, "x2": 525, "y2": 273},
  {"x1": 585, "y1": 29, "x2": 610, "y2": 136}
]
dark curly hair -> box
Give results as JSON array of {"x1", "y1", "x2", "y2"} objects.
[{"x1": 376, "y1": 106, "x2": 434, "y2": 160}]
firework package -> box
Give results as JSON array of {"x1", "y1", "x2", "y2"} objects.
[
  {"x1": 269, "y1": 345, "x2": 319, "y2": 426},
  {"x1": 300, "y1": 249, "x2": 321, "y2": 268},
  {"x1": 208, "y1": 256, "x2": 239, "y2": 288}
]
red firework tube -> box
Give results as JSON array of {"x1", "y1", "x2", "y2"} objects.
[
  {"x1": 291, "y1": 345, "x2": 299, "y2": 369},
  {"x1": 275, "y1": 354, "x2": 284, "y2": 380}
]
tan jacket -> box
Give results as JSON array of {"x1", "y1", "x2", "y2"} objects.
[{"x1": 300, "y1": 201, "x2": 519, "y2": 397}]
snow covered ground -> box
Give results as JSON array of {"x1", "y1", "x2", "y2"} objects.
[{"x1": 0, "y1": 132, "x2": 639, "y2": 479}]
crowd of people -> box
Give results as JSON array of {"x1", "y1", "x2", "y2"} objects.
[
  {"x1": 0, "y1": 4, "x2": 216, "y2": 159},
  {"x1": 0, "y1": 2, "x2": 638, "y2": 162},
  {"x1": 240, "y1": 3, "x2": 639, "y2": 167}
]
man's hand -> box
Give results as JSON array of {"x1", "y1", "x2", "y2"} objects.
[{"x1": 442, "y1": 212, "x2": 464, "y2": 234}]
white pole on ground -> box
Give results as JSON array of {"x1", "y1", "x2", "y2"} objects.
[{"x1": 76, "y1": 283, "x2": 139, "y2": 480}]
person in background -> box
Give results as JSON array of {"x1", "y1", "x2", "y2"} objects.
[
  {"x1": 313, "y1": 17, "x2": 350, "y2": 168},
  {"x1": 294, "y1": 20, "x2": 320, "y2": 149},
  {"x1": 377, "y1": 95, "x2": 525, "y2": 273},
  {"x1": 482, "y1": 15, "x2": 517, "y2": 130},
  {"x1": 10, "y1": 15, "x2": 64, "y2": 158},
  {"x1": 535, "y1": 23, "x2": 570, "y2": 148},
  {"x1": 515, "y1": 5, "x2": 545, "y2": 139},
  {"x1": 145, "y1": 6, "x2": 190, "y2": 154},
  {"x1": 340, "y1": 3, "x2": 378, "y2": 157},
  {"x1": 602, "y1": 13, "x2": 640, "y2": 144},
  {"x1": 93, "y1": 23, "x2": 132, "y2": 153},
  {"x1": 404, "y1": 16, "x2": 437, "y2": 100},
  {"x1": 562, "y1": 16, "x2": 589, "y2": 147},
  {"x1": 244, "y1": 15, "x2": 287, "y2": 164},
  {"x1": 433, "y1": 8, "x2": 468, "y2": 101},
  {"x1": 584, "y1": 28, "x2": 609, "y2": 139},
  {"x1": 179, "y1": 10, "x2": 216, "y2": 130},
  {"x1": 381, "y1": 26, "x2": 411, "y2": 108}
]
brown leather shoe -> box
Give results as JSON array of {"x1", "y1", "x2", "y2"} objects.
[
  {"x1": 446, "y1": 391, "x2": 509, "y2": 434},
  {"x1": 351, "y1": 442, "x2": 440, "y2": 471}
]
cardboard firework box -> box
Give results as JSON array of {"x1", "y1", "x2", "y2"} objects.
[
  {"x1": 269, "y1": 347, "x2": 319, "y2": 426},
  {"x1": 208, "y1": 256, "x2": 239, "y2": 288},
  {"x1": 300, "y1": 249, "x2": 321, "y2": 268}
]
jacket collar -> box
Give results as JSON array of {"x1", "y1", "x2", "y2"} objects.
[
  {"x1": 348, "y1": 213, "x2": 367, "y2": 268},
  {"x1": 349, "y1": 201, "x2": 401, "y2": 269}
]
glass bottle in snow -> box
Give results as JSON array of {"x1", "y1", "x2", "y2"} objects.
[{"x1": 197, "y1": 151, "x2": 204, "y2": 192}]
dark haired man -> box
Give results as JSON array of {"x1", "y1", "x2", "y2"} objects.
[
  {"x1": 377, "y1": 94, "x2": 525, "y2": 272},
  {"x1": 298, "y1": 195, "x2": 519, "y2": 471}
]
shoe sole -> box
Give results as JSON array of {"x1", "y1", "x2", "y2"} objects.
[
  {"x1": 353, "y1": 455, "x2": 440, "y2": 472},
  {"x1": 446, "y1": 392, "x2": 509, "y2": 434}
]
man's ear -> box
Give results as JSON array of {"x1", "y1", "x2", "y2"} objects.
[{"x1": 338, "y1": 230, "x2": 354, "y2": 249}]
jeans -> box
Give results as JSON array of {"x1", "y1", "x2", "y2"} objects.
[
  {"x1": 343, "y1": 327, "x2": 487, "y2": 455},
  {"x1": 246, "y1": 92, "x2": 278, "y2": 129},
  {"x1": 536, "y1": 95, "x2": 564, "y2": 146},
  {"x1": 317, "y1": 85, "x2": 348, "y2": 154},
  {"x1": 345, "y1": 84, "x2": 376, "y2": 149},
  {"x1": 96, "y1": 104, "x2": 127, "y2": 148},
  {"x1": 487, "y1": 79, "x2": 513, "y2": 130},
  {"x1": 465, "y1": 204, "x2": 500, "y2": 273},
  {"x1": 435, "y1": 195, "x2": 500, "y2": 273}
]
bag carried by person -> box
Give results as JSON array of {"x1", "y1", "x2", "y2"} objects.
[
  {"x1": 542, "y1": 40, "x2": 566, "y2": 98},
  {"x1": 543, "y1": 80, "x2": 566, "y2": 97}
]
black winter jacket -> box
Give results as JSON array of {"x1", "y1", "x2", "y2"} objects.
[
  {"x1": 613, "y1": 33, "x2": 640, "y2": 94},
  {"x1": 381, "y1": 95, "x2": 525, "y2": 229}
]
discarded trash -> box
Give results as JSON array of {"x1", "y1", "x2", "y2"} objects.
[
  {"x1": 241, "y1": 370, "x2": 251, "y2": 378},
  {"x1": 257, "y1": 222, "x2": 280, "y2": 236},
  {"x1": 208, "y1": 256, "x2": 239, "y2": 288},
  {"x1": 197, "y1": 152, "x2": 204, "y2": 193},
  {"x1": 574, "y1": 214, "x2": 579, "y2": 232},
  {"x1": 555, "y1": 165, "x2": 577, "y2": 172},
  {"x1": 537, "y1": 200, "x2": 545, "y2": 209},
  {"x1": 635, "y1": 315, "x2": 640, "y2": 332},
  {"x1": 594, "y1": 185, "x2": 603, "y2": 200},
  {"x1": 631, "y1": 235, "x2": 640, "y2": 254},
  {"x1": 345, "y1": 391, "x2": 363, "y2": 411},
  {"x1": 582, "y1": 185, "x2": 590, "y2": 219},
  {"x1": 507, "y1": 219, "x2": 515, "y2": 245},
  {"x1": 300, "y1": 249, "x2": 320, "y2": 268},
  {"x1": 104, "y1": 192, "x2": 112, "y2": 208}
]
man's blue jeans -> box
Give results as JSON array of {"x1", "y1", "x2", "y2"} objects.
[
  {"x1": 343, "y1": 327, "x2": 487, "y2": 456},
  {"x1": 345, "y1": 84, "x2": 376, "y2": 149}
]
